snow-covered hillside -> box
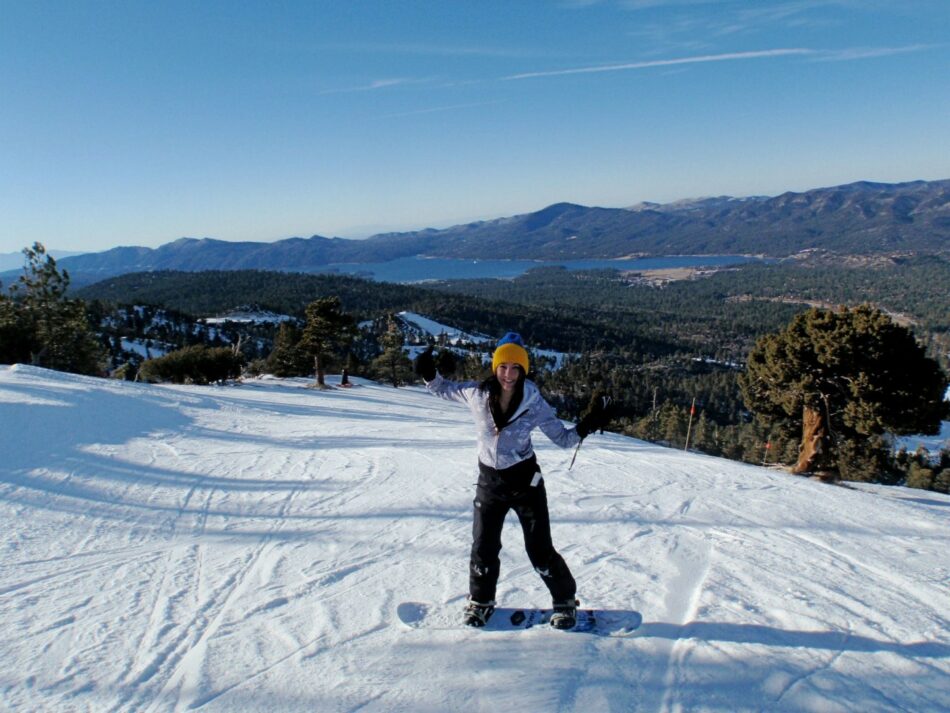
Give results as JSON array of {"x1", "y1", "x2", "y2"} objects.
[
  {"x1": 1, "y1": 365, "x2": 948, "y2": 712},
  {"x1": 398, "y1": 311, "x2": 571, "y2": 369}
]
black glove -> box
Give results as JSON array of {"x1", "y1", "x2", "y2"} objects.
[
  {"x1": 414, "y1": 346, "x2": 437, "y2": 381},
  {"x1": 576, "y1": 393, "x2": 612, "y2": 439}
]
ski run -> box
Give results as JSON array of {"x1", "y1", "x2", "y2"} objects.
[{"x1": 1, "y1": 364, "x2": 948, "y2": 712}]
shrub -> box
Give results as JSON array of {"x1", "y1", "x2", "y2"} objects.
[
  {"x1": 905, "y1": 462, "x2": 935, "y2": 491},
  {"x1": 139, "y1": 345, "x2": 244, "y2": 384}
]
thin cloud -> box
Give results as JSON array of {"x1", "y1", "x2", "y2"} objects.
[
  {"x1": 501, "y1": 48, "x2": 817, "y2": 80},
  {"x1": 560, "y1": 0, "x2": 607, "y2": 7},
  {"x1": 621, "y1": 1, "x2": 867, "y2": 46},
  {"x1": 814, "y1": 44, "x2": 938, "y2": 62},
  {"x1": 317, "y1": 44, "x2": 937, "y2": 97},
  {"x1": 621, "y1": 0, "x2": 859, "y2": 12},
  {"x1": 319, "y1": 41, "x2": 544, "y2": 59},
  {"x1": 319, "y1": 77, "x2": 430, "y2": 95},
  {"x1": 620, "y1": 0, "x2": 722, "y2": 8},
  {"x1": 368, "y1": 79, "x2": 415, "y2": 89},
  {"x1": 500, "y1": 43, "x2": 938, "y2": 81},
  {"x1": 380, "y1": 100, "x2": 505, "y2": 119}
]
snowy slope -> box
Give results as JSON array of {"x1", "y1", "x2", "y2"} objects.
[
  {"x1": 398, "y1": 311, "x2": 571, "y2": 368},
  {"x1": 1, "y1": 365, "x2": 948, "y2": 713},
  {"x1": 398, "y1": 311, "x2": 493, "y2": 344}
]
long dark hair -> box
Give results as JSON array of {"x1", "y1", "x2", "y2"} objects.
[{"x1": 480, "y1": 367, "x2": 526, "y2": 428}]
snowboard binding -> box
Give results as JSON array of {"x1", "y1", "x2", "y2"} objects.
[
  {"x1": 549, "y1": 599, "x2": 579, "y2": 630},
  {"x1": 462, "y1": 599, "x2": 496, "y2": 627}
]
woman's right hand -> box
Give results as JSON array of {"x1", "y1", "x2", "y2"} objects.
[{"x1": 414, "y1": 346, "x2": 437, "y2": 381}]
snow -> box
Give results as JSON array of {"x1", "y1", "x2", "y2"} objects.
[
  {"x1": 398, "y1": 311, "x2": 572, "y2": 369},
  {"x1": 533, "y1": 346, "x2": 571, "y2": 370},
  {"x1": 397, "y1": 310, "x2": 493, "y2": 344},
  {"x1": 896, "y1": 419, "x2": 950, "y2": 456},
  {"x1": 201, "y1": 311, "x2": 293, "y2": 325},
  {"x1": 894, "y1": 385, "x2": 950, "y2": 455},
  {"x1": 120, "y1": 338, "x2": 168, "y2": 359},
  {"x1": 1, "y1": 364, "x2": 948, "y2": 712}
]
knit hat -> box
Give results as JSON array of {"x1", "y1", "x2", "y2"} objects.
[{"x1": 492, "y1": 332, "x2": 529, "y2": 373}]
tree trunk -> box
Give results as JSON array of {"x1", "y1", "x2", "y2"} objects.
[
  {"x1": 793, "y1": 404, "x2": 831, "y2": 474},
  {"x1": 313, "y1": 355, "x2": 326, "y2": 388}
]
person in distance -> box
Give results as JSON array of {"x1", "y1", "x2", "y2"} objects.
[{"x1": 414, "y1": 332, "x2": 611, "y2": 629}]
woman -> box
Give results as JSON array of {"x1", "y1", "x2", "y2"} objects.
[{"x1": 414, "y1": 332, "x2": 610, "y2": 629}]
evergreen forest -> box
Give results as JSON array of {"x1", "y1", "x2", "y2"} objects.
[{"x1": 3, "y1": 249, "x2": 948, "y2": 491}]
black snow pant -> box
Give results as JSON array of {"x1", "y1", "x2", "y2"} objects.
[{"x1": 469, "y1": 457, "x2": 576, "y2": 604}]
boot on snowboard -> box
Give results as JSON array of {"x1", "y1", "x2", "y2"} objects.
[
  {"x1": 549, "y1": 599, "x2": 578, "y2": 630},
  {"x1": 462, "y1": 599, "x2": 496, "y2": 627}
]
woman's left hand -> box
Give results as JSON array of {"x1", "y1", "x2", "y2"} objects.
[{"x1": 576, "y1": 392, "x2": 613, "y2": 438}]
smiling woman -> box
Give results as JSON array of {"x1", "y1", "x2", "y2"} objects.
[{"x1": 414, "y1": 331, "x2": 611, "y2": 629}]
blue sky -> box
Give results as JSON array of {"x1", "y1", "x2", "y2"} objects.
[{"x1": 1, "y1": 0, "x2": 949, "y2": 254}]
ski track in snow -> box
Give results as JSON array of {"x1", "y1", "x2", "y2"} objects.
[{"x1": 1, "y1": 364, "x2": 949, "y2": 712}]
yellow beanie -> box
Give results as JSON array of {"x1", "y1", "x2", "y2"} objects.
[{"x1": 492, "y1": 332, "x2": 529, "y2": 373}]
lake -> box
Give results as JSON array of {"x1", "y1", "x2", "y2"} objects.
[{"x1": 312, "y1": 255, "x2": 764, "y2": 283}]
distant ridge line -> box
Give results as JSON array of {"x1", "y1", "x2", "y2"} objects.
[{"x1": 5, "y1": 178, "x2": 947, "y2": 284}]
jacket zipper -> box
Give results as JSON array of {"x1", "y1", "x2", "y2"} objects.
[{"x1": 495, "y1": 408, "x2": 529, "y2": 435}]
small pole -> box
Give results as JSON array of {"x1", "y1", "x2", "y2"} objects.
[
  {"x1": 651, "y1": 387, "x2": 658, "y2": 442},
  {"x1": 684, "y1": 397, "x2": 696, "y2": 451},
  {"x1": 569, "y1": 440, "x2": 582, "y2": 470},
  {"x1": 763, "y1": 440, "x2": 771, "y2": 466}
]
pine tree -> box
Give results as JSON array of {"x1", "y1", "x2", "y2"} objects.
[
  {"x1": 659, "y1": 403, "x2": 687, "y2": 448},
  {"x1": 1, "y1": 243, "x2": 104, "y2": 374},
  {"x1": 0, "y1": 293, "x2": 31, "y2": 365},
  {"x1": 459, "y1": 351, "x2": 489, "y2": 380},
  {"x1": 718, "y1": 426, "x2": 743, "y2": 461},
  {"x1": 266, "y1": 322, "x2": 309, "y2": 377},
  {"x1": 740, "y1": 305, "x2": 948, "y2": 479},
  {"x1": 370, "y1": 316, "x2": 413, "y2": 387},
  {"x1": 691, "y1": 413, "x2": 716, "y2": 455},
  {"x1": 299, "y1": 297, "x2": 356, "y2": 388}
]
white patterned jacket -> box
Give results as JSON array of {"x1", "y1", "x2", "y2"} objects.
[{"x1": 424, "y1": 373, "x2": 581, "y2": 471}]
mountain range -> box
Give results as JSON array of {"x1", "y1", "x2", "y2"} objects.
[
  {"x1": 6, "y1": 178, "x2": 949, "y2": 285},
  {"x1": 0, "y1": 249, "x2": 84, "y2": 272}
]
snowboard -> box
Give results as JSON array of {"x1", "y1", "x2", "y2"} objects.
[{"x1": 396, "y1": 601, "x2": 642, "y2": 637}]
